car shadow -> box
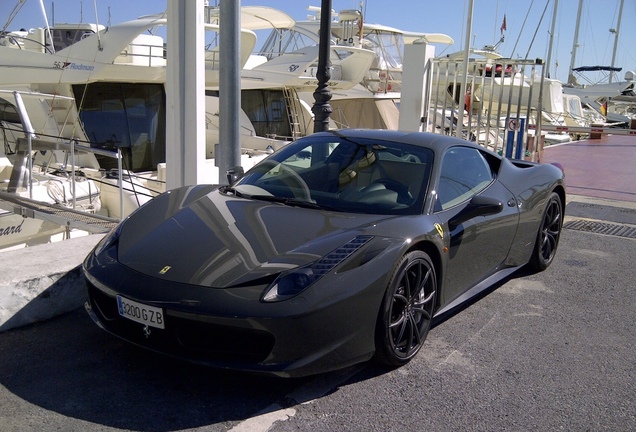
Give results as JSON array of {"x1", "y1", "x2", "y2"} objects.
[
  {"x1": 0, "y1": 307, "x2": 319, "y2": 431},
  {"x1": 0, "y1": 267, "x2": 534, "y2": 430}
]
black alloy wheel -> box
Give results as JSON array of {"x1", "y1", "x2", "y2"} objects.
[
  {"x1": 529, "y1": 192, "x2": 563, "y2": 271},
  {"x1": 375, "y1": 250, "x2": 437, "y2": 367}
]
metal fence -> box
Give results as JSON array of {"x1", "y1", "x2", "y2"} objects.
[{"x1": 424, "y1": 55, "x2": 548, "y2": 161}]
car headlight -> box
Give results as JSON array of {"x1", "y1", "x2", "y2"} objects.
[
  {"x1": 261, "y1": 235, "x2": 373, "y2": 302},
  {"x1": 262, "y1": 266, "x2": 318, "y2": 302}
]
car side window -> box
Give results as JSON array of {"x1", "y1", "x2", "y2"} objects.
[{"x1": 436, "y1": 146, "x2": 494, "y2": 210}]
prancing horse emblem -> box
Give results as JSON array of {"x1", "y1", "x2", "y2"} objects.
[
  {"x1": 143, "y1": 325, "x2": 151, "y2": 338},
  {"x1": 159, "y1": 265, "x2": 172, "y2": 275},
  {"x1": 434, "y1": 223, "x2": 444, "y2": 239}
]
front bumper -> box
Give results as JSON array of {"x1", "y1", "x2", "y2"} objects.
[{"x1": 83, "y1": 250, "x2": 393, "y2": 377}]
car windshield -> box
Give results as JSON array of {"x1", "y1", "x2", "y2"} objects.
[{"x1": 231, "y1": 135, "x2": 433, "y2": 215}]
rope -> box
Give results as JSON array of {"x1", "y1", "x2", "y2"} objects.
[
  {"x1": 46, "y1": 179, "x2": 67, "y2": 205},
  {"x1": 1, "y1": 1, "x2": 27, "y2": 33}
]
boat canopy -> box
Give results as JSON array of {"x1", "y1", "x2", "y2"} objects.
[
  {"x1": 573, "y1": 66, "x2": 622, "y2": 73},
  {"x1": 205, "y1": 6, "x2": 296, "y2": 30},
  {"x1": 403, "y1": 32, "x2": 454, "y2": 45}
]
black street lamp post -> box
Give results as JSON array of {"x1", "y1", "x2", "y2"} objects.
[{"x1": 312, "y1": 0, "x2": 333, "y2": 133}]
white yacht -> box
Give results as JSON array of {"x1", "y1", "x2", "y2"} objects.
[
  {"x1": 254, "y1": 6, "x2": 454, "y2": 131},
  {"x1": 0, "y1": 5, "x2": 375, "y2": 249}
]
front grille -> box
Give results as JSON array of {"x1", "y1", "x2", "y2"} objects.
[
  {"x1": 175, "y1": 319, "x2": 274, "y2": 362},
  {"x1": 88, "y1": 283, "x2": 119, "y2": 320},
  {"x1": 86, "y1": 283, "x2": 275, "y2": 363}
]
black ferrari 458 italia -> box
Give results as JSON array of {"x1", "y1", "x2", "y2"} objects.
[{"x1": 83, "y1": 129, "x2": 565, "y2": 377}]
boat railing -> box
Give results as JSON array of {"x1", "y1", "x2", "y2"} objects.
[
  {"x1": 0, "y1": 32, "x2": 54, "y2": 54},
  {"x1": 363, "y1": 65, "x2": 402, "y2": 93},
  {"x1": 4, "y1": 89, "x2": 126, "y2": 220},
  {"x1": 204, "y1": 48, "x2": 220, "y2": 70},
  {"x1": 116, "y1": 42, "x2": 166, "y2": 67},
  {"x1": 9, "y1": 137, "x2": 125, "y2": 220},
  {"x1": 115, "y1": 40, "x2": 222, "y2": 70}
]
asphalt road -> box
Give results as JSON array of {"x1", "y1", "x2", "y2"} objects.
[{"x1": 1, "y1": 225, "x2": 635, "y2": 431}]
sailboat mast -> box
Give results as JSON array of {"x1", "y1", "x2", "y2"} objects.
[
  {"x1": 609, "y1": 0, "x2": 624, "y2": 84},
  {"x1": 567, "y1": 0, "x2": 584, "y2": 85},
  {"x1": 38, "y1": 0, "x2": 55, "y2": 53},
  {"x1": 544, "y1": 0, "x2": 558, "y2": 79}
]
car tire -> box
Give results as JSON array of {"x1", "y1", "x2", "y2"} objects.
[
  {"x1": 528, "y1": 192, "x2": 563, "y2": 271},
  {"x1": 375, "y1": 250, "x2": 437, "y2": 367}
]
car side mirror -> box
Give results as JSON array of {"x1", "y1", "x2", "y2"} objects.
[
  {"x1": 226, "y1": 166, "x2": 244, "y2": 184},
  {"x1": 449, "y1": 195, "x2": 503, "y2": 229}
]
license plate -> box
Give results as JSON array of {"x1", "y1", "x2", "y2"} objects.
[{"x1": 117, "y1": 295, "x2": 165, "y2": 329}]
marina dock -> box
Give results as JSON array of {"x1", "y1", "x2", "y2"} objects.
[{"x1": 541, "y1": 133, "x2": 636, "y2": 203}]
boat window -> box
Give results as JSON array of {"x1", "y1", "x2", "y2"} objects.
[
  {"x1": 364, "y1": 31, "x2": 404, "y2": 69},
  {"x1": 258, "y1": 29, "x2": 317, "y2": 58},
  {"x1": 48, "y1": 28, "x2": 96, "y2": 51},
  {"x1": 0, "y1": 98, "x2": 21, "y2": 124},
  {"x1": 73, "y1": 83, "x2": 166, "y2": 173},
  {"x1": 565, "y1": 97, "x2": 583, "y2": 117},
  {"x1": 241, "y1": 89, "x2": 292, "y2": 139}
]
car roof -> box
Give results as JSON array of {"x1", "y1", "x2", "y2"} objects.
[{"x1": 316, "y1": 129, "x2": 497, "y2": 157}]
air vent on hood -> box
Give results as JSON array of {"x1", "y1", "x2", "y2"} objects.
[{"x1": 313, "y1": 235, "x2": 374, "y2": 275}]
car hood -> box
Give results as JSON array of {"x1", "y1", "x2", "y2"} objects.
[{"x1": 117, "y1": 186, "x2": 394, "y2": 287}]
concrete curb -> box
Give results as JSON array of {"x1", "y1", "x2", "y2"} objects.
[{"x1": 0, "y1": 234, "x2": 104, "y2": 332}]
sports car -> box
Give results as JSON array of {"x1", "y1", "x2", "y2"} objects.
[{"x1": 83, "y1": 129, "x2": 565, "y2": 377}]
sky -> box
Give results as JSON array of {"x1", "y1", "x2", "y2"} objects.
[{"x1": 2, "y1": 0, "x2": 635, "y2": 84}]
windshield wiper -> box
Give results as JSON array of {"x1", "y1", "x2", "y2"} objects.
[
  {"x1": 221, "y1": 187, "x2": 337, "y2": 210},
  {"x1": 249, "y1": 195, "x2": 336, "y2": 210},
  {"x1": 218, "y1": 185, "x2": 246, "y2": 198}
]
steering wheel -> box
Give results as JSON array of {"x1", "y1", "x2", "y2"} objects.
[
  {"x1": 368, "y1": 178, "x2": 413, "y2": 204},
  {"x1": 277, "y1": 164, "x2": 313, "y2": 202}
]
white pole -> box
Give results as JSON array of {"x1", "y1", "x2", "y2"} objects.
[
  {"x1": 609, "y1": 0, "x2": 624, "y2": 84},
  {"x1": 13, "y1": 91, "x2": 35, "y2": 199},
  {"x1": 38, "y1": 0, "x2": 54, "y2": 53},
  {"x1": 399, "y1": 40, "x2": 434, "y2": 132},
  {"x1": 545, "y1": 0, "x2": 558, "y2": 79},
  {"x1": 166, "y1": 0, "x2": 207, "y2": 189},
  {"x1": 456, "y1": 0, "x2": 473, "y2": 139},
  {"x1": 567, "y1": 0, "x2": 583, "y2": 85}
]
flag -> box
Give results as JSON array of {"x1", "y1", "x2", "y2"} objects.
[{"x1": 500, "y1": 14, "x2": 507, "y2": 34}]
